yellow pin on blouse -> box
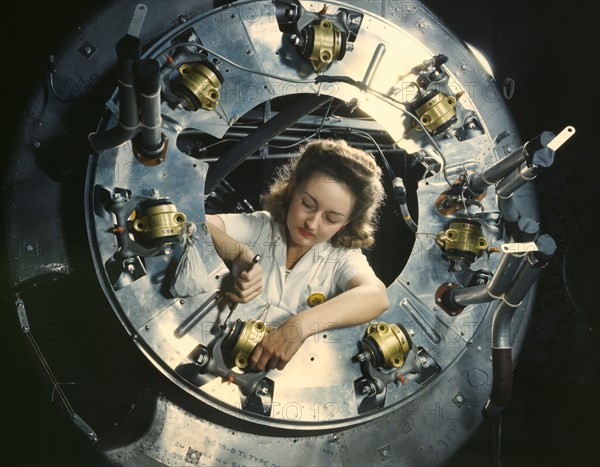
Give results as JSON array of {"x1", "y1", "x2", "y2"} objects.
[{"x1": 307, "y1": 292, "x2": 326, "y2": 307}]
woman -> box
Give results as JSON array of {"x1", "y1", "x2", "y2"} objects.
[{"x1": 207, "y1": 139, "x2": 388, "y2": 371}]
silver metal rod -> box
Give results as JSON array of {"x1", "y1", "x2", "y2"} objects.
[
  {"x1": 362, "y1": 43, "x2": 386, "y2": 88},
  {"x1": 174, "y1": 291, "x2": 221, "y2": 338}
]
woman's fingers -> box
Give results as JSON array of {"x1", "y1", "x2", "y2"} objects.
[
  {"x1": 229, "y1": 265, "x2": 263, "y2": 303},
  {"x1": 249, "y1": 320, "x2": 305, "y2": 371}
]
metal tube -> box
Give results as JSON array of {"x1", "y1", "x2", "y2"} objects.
[
  {"x1": 468, "y1": 131, "x2": 554, "y2": 195},
  {"x1": 135, "y1": 58, "x2": 164, "y2": 155},
  {"x1": 174, "y1": 291, "x2": 221, "y2": 338},
  {"x1": 484, "y1": 234, "x2": 556, "y2": 419},
  {"x1": 449, "y1": 284, "x2": 491, "y2": 307},
  {"x1": 89, "y1": 34, "x2": 141, "y2": 152},
  {"x1": 491, "y1": 234, "x2": 556, "y2": 348},
  {"x1": 495, "y1": 165, "x2": 537, "y2": 198},
  {"x1": 362, "y1": 43, "x2": 386, "y2": 88},
  {"x1": 486, "y1": 251, "x2": 527, "y2": 298},
  {"x1": 490, "y1": 263, "x2": 538, "y2": 349},
  {"x1": 448, "y1": 244, "x2": 527, "y2": 309}
]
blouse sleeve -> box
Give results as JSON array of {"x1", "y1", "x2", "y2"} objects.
[
  {"x1": 216, "y1": 211, "x2": 271, "y2": 248},
  {"x1": 333, "y1": 248, "x2": 375, "y2": 291}
]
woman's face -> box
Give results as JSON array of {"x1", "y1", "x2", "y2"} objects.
[{"x1": 286, "y1": 172, "x2": 356, "y2": 251}]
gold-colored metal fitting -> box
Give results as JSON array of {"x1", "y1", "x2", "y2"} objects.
[
  {"x1": 227, "y1": 319, "x2": 269, "y2": 369},
  {"x1": 173, "y1": 62, "x2": 222, "y2": 111},
  {"x1": 436, "y1": 220, "x2": 488, "y2": 257},
  {"x1": 363, "y1": 322, "x2": 411, "y2": 369},
  {"x1": 302, "y1": 19, "x2": 344, "y2": 72},
  {"x1": 415, "y1": 92, "x2": 456, "y2": 133},
  {"x1": 132, "y1": 203, "x2": 186, "y2": 244}
]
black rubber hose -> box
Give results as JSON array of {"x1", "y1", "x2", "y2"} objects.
[{"x1": 488, "y1": 347, "x2": 513, "y2": 414}]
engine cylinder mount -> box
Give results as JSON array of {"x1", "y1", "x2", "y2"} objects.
[
  {"x1": 172, "y1": 62, "x2": 224, "y2": 111},
  {"x1": 300, "y1": 19, "x2": 346, "y2": 72},
  {"x1": 413, "y1": 90, "x2": 457, "y2": 134},
  {"x1": 221, "y1": 319, "x2": 269, "y2": 369},
  {"x1": 130, "y1": 199, "x2": 186, "y2": 247},
  {"x1": 436, "y1": 219, "x2": 488, "y2": 271},
  {"x1": 361, "y1": 322, "x2": 412, "y2": 369}
]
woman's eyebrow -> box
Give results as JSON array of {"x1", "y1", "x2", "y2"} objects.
[{"x1": 302, "y1": 191, "x2": 347, "y2": 218}]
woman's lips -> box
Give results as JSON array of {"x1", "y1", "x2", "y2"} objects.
[{"x1": 298, "y1": 228, "x2": 314, "y2": 238}]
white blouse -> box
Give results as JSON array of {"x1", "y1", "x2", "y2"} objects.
[{"x1": 216, "y1": 211, "x2": 374, "y2": 323}]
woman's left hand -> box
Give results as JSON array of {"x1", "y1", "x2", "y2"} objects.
[{"x1": 250, "y1": 318, "x2": 306, "y2": 371}]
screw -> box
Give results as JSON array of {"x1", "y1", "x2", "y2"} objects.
[
  {"x1": 457, "y1": 395, "x2": 464, "y2": 403},
  {"x1": 477, "y1": 346, "x2": 481, "y2": 351},
  {"x1": 407, "y1": 328, "x2": 414, "y2": 337},
  {"x1": 144, "y1": 325, "x2": 150, "y2": 331},
  {"x1": 461, "y1": 63, "x2": 468, "y2": 70}
]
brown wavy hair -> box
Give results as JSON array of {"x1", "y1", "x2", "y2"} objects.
[{"x1": 261, "y1": 139, "x2": 385, "y2": 248}]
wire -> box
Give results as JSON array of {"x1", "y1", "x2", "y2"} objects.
[
  {"x1": 316, "y1": 75, "x2": 454, "y2": 187},
  {"x1": 150, "y1": 42, "x2": 453, "y2": 187},
  {"x1": 359, "y1": 86, "x2": 454, "y2": 187},
  {"x1": 268, "y1": 98, "x2": 335, "y2": 149},
  {"x1": 491, "y1": 414, "x2": 502, "y2": 467},
  {"x1": 349, "y1": 128, "x2": 396, "y2": 183},
  {"x1": 153, "y1": 42, "x2": 316, "y2": 85},
  {"x1": 48, "y1": 59, "x2": 100, "y2": 104}
]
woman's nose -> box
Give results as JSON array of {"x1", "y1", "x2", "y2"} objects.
[{"x1": 304, "y1": 215, "x2": 318, "y2": 231}]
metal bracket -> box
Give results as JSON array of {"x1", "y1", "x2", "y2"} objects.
[
  {"x1": 70, "y1": 413, "x2": 98, "y2": 442},
  {"x1": 15, "y1": 298, "x2": 30, "y2": 333},
  {"x1": 127, "y1": 4, "x2": 148, "y2": 38},
  {"x1": 501, "y1": 242, "x2": 538, "y2": 255},
  {"x1": 547, "y1": 125, "x2": 576, "y2": 151}
]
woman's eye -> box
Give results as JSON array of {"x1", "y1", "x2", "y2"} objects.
[{"x1": 302, "y1": 200, "x2": 314, "y2": 209}]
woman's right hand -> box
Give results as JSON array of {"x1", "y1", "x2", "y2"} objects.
[{"x1": 228, "y1": 251, "x2": 263, "y2": 304}]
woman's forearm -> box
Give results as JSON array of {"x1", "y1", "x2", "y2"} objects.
[
  {"x1": 292, "y1": 276, "x2": 389, "y2": 339},
  {"x1": 250, "y1": 276, "x2": 388, "y2": 371}
]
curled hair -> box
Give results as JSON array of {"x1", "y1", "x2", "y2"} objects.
[{"x1": 261, "y1": 139, "x2": 385, "y2": 248}]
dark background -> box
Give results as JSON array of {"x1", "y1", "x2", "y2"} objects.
[{"x1": 2, "y1": 1, "x2": 598, "y2": 466}]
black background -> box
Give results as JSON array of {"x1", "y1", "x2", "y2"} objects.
[{"x1": 2, "y1": 1, "x2": 598, "y2": 466}]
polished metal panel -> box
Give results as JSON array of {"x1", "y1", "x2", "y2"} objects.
[{"x1": 8, "y1": 0, "x2": 547, "y2": 465}]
